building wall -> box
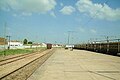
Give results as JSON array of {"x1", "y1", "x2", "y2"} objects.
[
  {"x1": 0, "y1": 37, "x2": 7, "y2": 45},
  {"x1": 8, "y1": 42, "x2": 23, "y2": 46}
]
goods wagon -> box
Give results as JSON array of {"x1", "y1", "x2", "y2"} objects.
[
  {"x1": 74, "y1": 42, "x2": 120, "y2": 55},
  {"x1": 47, "y1": 44, "x2": 52, "y2": 49}
]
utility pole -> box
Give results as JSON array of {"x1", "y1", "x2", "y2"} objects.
[
  {"x1": 105, "y1": 36, "x2": 109, "y2": 52},
  {"x1": 118, "y1": 39, "x2": 120, "y2": 53},
  {"x1": 67, "y1": 31, "x2": 70, "y2": 44},
  {"x1": 6, "y1": 35, "x2": 11, "y2": 50},
  {"x1": 100, "y1": 35, "x2": 109, "y2": 52},
  {"x1": 106, "y1": 36, "x2": 109, "y2": 43},
  {"x1": 67, "y1": 31, "x2": 76, "y2": 45},
  {"x1": 3, "y1": 22, "x2": 7, "y2": 56}
]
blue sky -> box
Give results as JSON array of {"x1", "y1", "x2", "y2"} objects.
[{"x1": 0, "y1": 0, "x2": 120, "y2": 44}]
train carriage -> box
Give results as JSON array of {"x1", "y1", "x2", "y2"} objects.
[
  {"x1": 109, "y1": 42, "x2": 120, "y2": 54},
  {"x1": 74, "y1": 41, "x2": 120, "y2": 55}
]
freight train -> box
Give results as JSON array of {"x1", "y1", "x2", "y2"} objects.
[
  {"x1": 47, "y1": 43, "x2": 52, "y2": 49},
  {"x1": 74, "y1": 42, "x2": 120, "y2": 55}
]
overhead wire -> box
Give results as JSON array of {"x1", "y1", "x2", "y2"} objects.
[{"x1": 81, "y1": 0, "x2": 109, "y2": 28}]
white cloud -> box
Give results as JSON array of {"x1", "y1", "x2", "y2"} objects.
[
  {"x1": 60, "y1": 6, "x2": 75, "y2": 15},
  {"x1": 0, "y1": 0, "x2": 56, "y2": 14},
  {"x1": 76, "y1": 0, "x2": 120, "y2": 21},
  {"x1": 50, "y1": 11, "x2": 56, "y2": 18},
  {"x1": 90, "y1": 29, "x2": 97, "y2": 34}
]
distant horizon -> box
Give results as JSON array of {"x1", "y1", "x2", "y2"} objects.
[{"x1": 0, "y1": 0, "x2": 120, "y2": 44}]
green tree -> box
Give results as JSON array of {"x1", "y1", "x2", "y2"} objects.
[{"x1": 23, "y1": 39, "x2": 28, "y2": 45}]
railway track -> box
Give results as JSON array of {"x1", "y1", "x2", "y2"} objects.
[
  {"x1": 0, "y1": 49, "x2": 46, "y2": 66},
  {"x1": 0, "y1": 49, "x2": 55, "y2": 80}
]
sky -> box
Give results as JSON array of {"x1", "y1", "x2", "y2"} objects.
[{"x1": 0, "y1": 0, "x2": 120, "y2": 44}]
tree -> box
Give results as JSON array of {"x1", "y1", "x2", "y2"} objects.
[{"x1": 23, "y1": 39, "x2": 28, "y2": 45}]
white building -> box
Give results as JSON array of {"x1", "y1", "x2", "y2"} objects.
[
  {"x1": 40, "y1": 43, "x2": 47, "y2": 47},
  {"x1": 8, "y1": 41, "x2": 23, "y2": 49},
  {"x1": 8, "y1": 41, "x2": 23, "y2": 46},
  {"x1": 65, "y1": 45, "x2": 74, "y2": 48}
]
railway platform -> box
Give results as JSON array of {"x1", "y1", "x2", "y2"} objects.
[{"x1": 28, "y1": 49, "x2": 120, "y2": 80}]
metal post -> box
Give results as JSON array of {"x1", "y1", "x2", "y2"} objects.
[
  {"x1": 68, "y1": 31, "x2": 70, "y2": 44},
  {"x1": 94, "y1": 41, "x2": 96, "y2": 51},
  {"x1": 67, "y1": 31, "x2": 76, "y2": 45},
  {"x1": 118, "y1": 39, "x2": 120, "y2": 53},
  {"x1": 6, "y1": 36, "x2": 11, "y2": 50},
  {"x1": 3, "y1": 22, "x2": 7, "y2": 56},
  {"x1": 106, "y1": 36, "x2": 109, "y2": 52},
  {"x1": 100, "y1": 42, "x2": 101, "y2": 51}
]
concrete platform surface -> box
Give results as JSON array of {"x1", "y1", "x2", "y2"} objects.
[{"x1": 28, "y1": 49, "x2": 120, "y2": 80}]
